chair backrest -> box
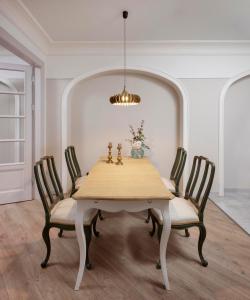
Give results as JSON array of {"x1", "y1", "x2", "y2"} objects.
[
  {"x1": 65, "y1": 146, "x2": 82, "y2": 182},
  {"x1": 41, "y1": 156, "x2": 64, "y2": 200},
  {"x1": 184, "y1": 156, "x2": 215, "y2": 221},
  {"x1": 65, "y1": 147, "x2": 77, "y2": 186},
  {"x1": 34, "y1": 160, "x2": 58, "y2": 222},
  {"x1": 170, "y1": 147, "x2": 187, "y2": 195},
  {"x1": 69, "y1": 146, "x2": 81, "y2": 177}
]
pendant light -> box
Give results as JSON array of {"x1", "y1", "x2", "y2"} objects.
[{"x1": 110, "y1": 11, "x2": 141, "y2": 106}]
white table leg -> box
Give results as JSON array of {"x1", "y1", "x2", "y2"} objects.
[
  {"x1": 160, "y1": 202, "x2": 171, "y2": 290},
  {"x1": 74, "y1": 207, "x2": 86, "y2": 291}
]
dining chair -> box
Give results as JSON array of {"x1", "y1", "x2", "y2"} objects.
[
  {"x1": 65, "y1": 146, "x2": 87, "y2": 196},
  {"x1": 42, "y1": 156, "x2": 101, "y2": 240},
  {"x1": 34, "y1": 157, "x2": 100, "y2": 270},
  {"x1": 146, "y1": 147, "x2": 187, "y2": 223},
  {"x1": 65, "y1": 146, "x2": 104, "y2": 220},
  {"x1": 162, "y1": 147, "x2": 187, "y2": 197},
  {"x1": 149, "y1": 156, "x2": 215, "y2": 267}
]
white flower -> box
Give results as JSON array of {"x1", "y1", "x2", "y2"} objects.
[{"x1": 132, "y1": 141, "x2": 142, "y2": 150}]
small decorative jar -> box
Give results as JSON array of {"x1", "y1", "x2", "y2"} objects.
[{"x1": 131, "y1": 141, "x2": 144, "y2": 159}]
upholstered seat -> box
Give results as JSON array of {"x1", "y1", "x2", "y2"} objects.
[
  {"x1": 75, "y1": 176, "x2": 87, "y2": 189},
  {"x1": 50, "y1": 198, "x2": 97, "y2": 225},
  {"x1": 151, "y1": 197, "x2": 199, "y2": 225},
  {"x1": 161, "y1": 177, "x2": 175, "y2": 192}
]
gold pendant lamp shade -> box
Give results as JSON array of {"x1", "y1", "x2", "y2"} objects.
[
  {"x1": 110, "y1": 11, "x2": 141, "y2": 106},
  {"x1": 110, "y1": 88, "x2": 141, "y2": 106}
]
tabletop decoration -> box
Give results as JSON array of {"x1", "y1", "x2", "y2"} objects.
[
  {"x1": 116, "y1": 143, "x2": 123, "y2": 165},
  {"x1": 106, "y1": 142, "x2": 114, "y2": 163},
  {"x1": 128, "y1": 120, "x2": 150, "y2": 159}
]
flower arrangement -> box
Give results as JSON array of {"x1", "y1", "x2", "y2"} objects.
[{"x1": 127, "y1": 120, "x2": 150, "y2": 158}]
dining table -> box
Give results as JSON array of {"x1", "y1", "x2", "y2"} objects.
[{"x1": 73, "y1": 156, "x2": 174, "y2": 290}]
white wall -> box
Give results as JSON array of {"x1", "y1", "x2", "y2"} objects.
[
  {"x1": 43, "y1": 45, "x2": 250, "y2": 194},
  {"x1": 46, "y1": 75, "x2": 229, "y2": 192},
  {"x1": 224, "y1": 76, "x2": 250, "y2": 189},
  {"x1": 69, "y1": 72, "x2": 180, "y2": 178},
  {"x1": 46, "y1": 79, "x2": 70, "y2": 175},
  {"x1": 182, "y1": 78, "x2": 226, "y2": 192}
]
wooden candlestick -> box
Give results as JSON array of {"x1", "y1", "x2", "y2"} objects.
[
  {"x1": 116, "y1": 143, "x2": 123, "y2": 165},
  {"x1": 106, "y1": 142, "x2": 113, "y2": 163}
]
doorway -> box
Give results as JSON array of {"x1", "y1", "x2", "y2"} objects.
[{"x1": 0, "y1": 63, "x2": 32, "y2": 204}]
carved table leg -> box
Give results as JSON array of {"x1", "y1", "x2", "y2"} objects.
[
  {"x1": 74, "y1": 205, "x2": 86, "y2": 291},
  {"x1": 160, "y1": 202, "x2": 171, "y2": 290}
]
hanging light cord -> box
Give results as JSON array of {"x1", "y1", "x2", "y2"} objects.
[{"x1": 123, "y1": 16, "x2": 126, "y2": 90}]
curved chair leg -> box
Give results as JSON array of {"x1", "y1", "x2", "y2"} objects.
[
  {"x1": 84, "y1": 226, "x2": 92, "y2": 270},
  {"x1": 149, "y1": 217, "x2": 156, "y2": 236},
  {"x1": 185, "y1": 228, "x2": 190, "y2": 237},
  {"x1": 98, "y1": 210, "x2": 104, "y2": 221},
  {"x1": 41, "y1": 225, "x2": 51, "y2": 268},
  {"x1": 198, "y1": 224, "x2": 208, "y2": 267},
  {"x1": 58, "y1": 229, "x2": 63, "y2": 238},
  {"x1": 145, "y1": 209, "x2": 151, "y2": 223},
  {"x1": 92, "y1": 215, "x2": 100, "y2": 237}
]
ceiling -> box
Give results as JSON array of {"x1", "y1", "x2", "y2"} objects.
[{"x1": 20, "y1": 0, "x2": 250, "y2": 42}]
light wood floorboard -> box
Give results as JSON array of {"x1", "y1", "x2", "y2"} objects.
[{"x1": 0, "y1": 200, "x2": 250, "y2": 300}]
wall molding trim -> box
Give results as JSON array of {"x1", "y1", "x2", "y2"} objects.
[
  {"x1": 218, "y1": 70, "x2": 250, "y2": 196},
  {"x1": 2, "y1": 1, "x2": 250, "y2": 57},
  {"x1": 49, "y1": 41, "x2": 250, "y2": 56},
  {"x1": 61, "y1": 66, "x2": 189, "y2": 190}
]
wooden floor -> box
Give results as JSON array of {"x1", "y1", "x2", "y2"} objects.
[{"x1": 0, "y1": 200, "x2": 250, "y2": 300}]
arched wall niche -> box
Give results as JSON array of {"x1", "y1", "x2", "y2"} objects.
[
  {"x1": 61, "y1": 67, "x2": 189, "y2": 190},
  {"x1": 218, "y1": 70, "x2": 250, "y2": 196}
]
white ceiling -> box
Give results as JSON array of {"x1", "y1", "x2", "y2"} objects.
[{"x1": 20, "y1": 0, "x2": 250, "y2": 42}]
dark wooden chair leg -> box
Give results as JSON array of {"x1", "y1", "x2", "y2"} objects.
[
  {"x1": 145, "y1": 209, "x2": 151, "y2": 223},
  {"x1": 58, "y1": 229, "x2": 63, "y2": 237},
  {"x1": 92, "y1": 215, "x2": 100, "y2": 237},
  {"x1": 198, "y1": 224, "x2": 208, "y2": 267},
  {"x1": 98, "y1": 209, "x2": 104, "y2": 221},
  {"x1": 41, "y1": 225, "x2": 51, "y2": 268},
  {"x1": 185, "y1": 228, "x2": 190, "y2": 237},
  {"x1": 149, "y1": 216, "x2": 156, "y2": 236},
  {"x1": 84, "y1": 226, "x2": 92, "y2": 270}
]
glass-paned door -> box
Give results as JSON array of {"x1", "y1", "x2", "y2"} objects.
[{"x1": 0, "y1": 64, "x2": 32, "y2": 204}]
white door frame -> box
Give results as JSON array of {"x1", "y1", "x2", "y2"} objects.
[
  {"x1": 61, "y1": 66, "x2": 189, "y2": 190},
  {"x1": 218, "y1": 70, "x2": 250, "y2": 196},
  {"x1": 0, "y1": 63, "x2": 32, "y2": 202},
  {"x1": 0, "y1": 29, "x2": 46, "y2": 200}
]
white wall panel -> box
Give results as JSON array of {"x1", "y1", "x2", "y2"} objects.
[{"x1": 224, "y1": 76, "x2": 250, "y2": 189}]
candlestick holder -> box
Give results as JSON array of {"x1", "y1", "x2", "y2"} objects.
[
  {"x1": 106, "y1": 142, "x2": 113, "y2": 164},
  {"x1": 116, "y1": 143, "x2": 123, "y2": 165}
]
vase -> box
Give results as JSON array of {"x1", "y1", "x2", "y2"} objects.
[{"x1": 131, "y1": 147, "x2": 144, "y2": 159}]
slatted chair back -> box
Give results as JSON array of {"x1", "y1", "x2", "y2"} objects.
[
  {"x1": 170, "y1": 147, "x2": 187, "y2": 195},
  {"x1": 69, "y1": 146, "x2": 82, "y2": 178},
  {"x1": 34, "y1": 160, "x2": 58, "y2": 222},
  {"x1": 184, "y1": 156, "x2": 215, "y2": 221},
  {"x1": 41, "y1": 156, "x2": 64, "y2": 200},
  {"x1": 65, "y1": 147, "x2": 78, "y2": 185}
]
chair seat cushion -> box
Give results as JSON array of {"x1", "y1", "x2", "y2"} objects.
[
  {"x1": 75, "y1": 176, "x2": 87, "y2": 189},
  {"x1": 161, "y1": 177, "x2": 175, "y2": 192},
  {"x1": 50, "y1": 198, "x2": 97, "y2": 225},
  {"x1": 151, "y1": 197, "x2": 199, "y2": 225}
]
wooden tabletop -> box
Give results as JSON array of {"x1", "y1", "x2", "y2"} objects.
[{"x1": 73, "y1": 157, "x2": 174, "y2": 201}]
